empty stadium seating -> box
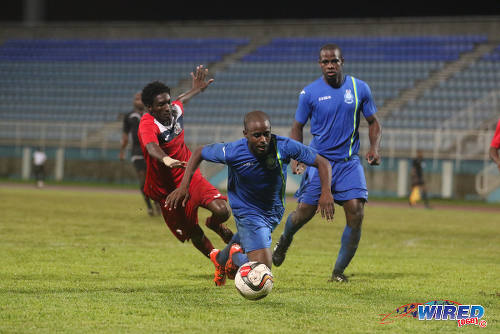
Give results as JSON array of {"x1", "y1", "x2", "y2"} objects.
[
  {"x1": 384, "y1": 44, "x2": 500, "y2": 130},
  {"x1": 0, "y1": 38, "x2": 249, "y2": 123},
  {"x1": 186, "y1": 35, "x2": 488, "y2": 127},
  {"x1": 0, "y1": 34, "x2": 497, "y2": 143}
]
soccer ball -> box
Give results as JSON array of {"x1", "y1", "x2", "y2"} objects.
[{"x1": 234, "y1": 261, "x2": 274, "y2": 300}]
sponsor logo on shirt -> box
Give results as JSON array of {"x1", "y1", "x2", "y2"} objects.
[{"x1": 318, "y1": 95, "x2": 331, "y2": 102}]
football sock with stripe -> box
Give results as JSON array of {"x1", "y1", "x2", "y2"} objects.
[{"x1": 334, "y1": 225, "x2": 361, "y2": 273}]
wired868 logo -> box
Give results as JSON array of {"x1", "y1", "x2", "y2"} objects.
[{"x1": 380, "y1": 300, "x2": 488, "y2": 328}]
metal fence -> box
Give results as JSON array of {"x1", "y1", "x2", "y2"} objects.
[{"x1": 0, "y1": 119, "x2": 495, "y2": 161}]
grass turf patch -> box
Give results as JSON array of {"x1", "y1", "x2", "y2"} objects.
[{"x1": 0, "y1": 186, "x2": 498, "y2": 333}]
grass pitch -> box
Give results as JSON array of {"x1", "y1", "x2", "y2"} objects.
[{"x1": 0, "y1": 184, "x2": 498, "y2": 333}]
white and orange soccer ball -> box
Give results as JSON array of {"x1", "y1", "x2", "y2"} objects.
[{"x1": 234, "y1": 261, "x2": 274, "y2": 300}]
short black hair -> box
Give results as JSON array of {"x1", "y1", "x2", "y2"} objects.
[
  {"x1": 319, "y1": 44, "x2": 343, "y2": 60},
  {"x1": 141, "y1": 81, "x2": 171, "y2": 107},
  {"x1": 243, "y1": 110, "x2": 271, "y2": 131}
]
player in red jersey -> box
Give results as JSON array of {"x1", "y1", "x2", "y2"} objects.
[
  {"x1": 138, "y1": 65, "x2": 233, "y2": 258},
  {"x1": 490, "y1": 119, "x2": 500, "y2": 172}
]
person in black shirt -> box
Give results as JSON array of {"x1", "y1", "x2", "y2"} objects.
[
  {"x1": 120, "y1": 92, "x2": 160, "y2": 216},
  {"x1": 409, "y1": 150, "x2": 430, "y2": 208}
]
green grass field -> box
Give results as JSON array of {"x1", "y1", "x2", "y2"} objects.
[{"x1": 0, "y1": 185, "x2": 498, "y2": 333}]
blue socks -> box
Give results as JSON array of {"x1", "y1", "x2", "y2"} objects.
[
  {"x1": 283, "y1": 211, "x2": 361, "y2": 274},
  {"x1": 282, "y1": 213, "x2": 300, "y2": 241},
  {"x1": 216, "y1": 234, "x2": 239, "y2": 264},
  {"x1": 232, "y1": 252, "x2": 249, "y2": 267},
  {"x1": 215, "y1": 233, "x2": 248, "y2": 267},
  {"x1": 334, "y1": 225, "x2": 361, "y2": 273}
]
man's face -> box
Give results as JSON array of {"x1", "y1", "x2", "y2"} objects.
[
  {"x1": 244, "y1": 119, "x2": 271, "y2": 158},
  {"x1": 149, "y1": 92, "x2": 174, "y2": 126},
  {"x1": 319, "y1": 48, "x2": 343, "y2": 84}
]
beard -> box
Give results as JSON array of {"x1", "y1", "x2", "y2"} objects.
[{"x1": 324, "y1": 71, "x2": 343, "y2": 87}]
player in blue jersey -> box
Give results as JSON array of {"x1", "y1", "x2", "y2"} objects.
[
  {"x1": 165, "y1": 110, "x2": 335, "y2": 286},
  {"x1": 272, "y1": 44, "x2": 382, "y2": 283}
]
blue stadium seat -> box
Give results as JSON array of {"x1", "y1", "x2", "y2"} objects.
[
  {"x1": 1, "y1": 34, "x2": 497, "y2": 141},
  {"x1": 0, "y1": 38, "x2": 250, "y2": 124}
]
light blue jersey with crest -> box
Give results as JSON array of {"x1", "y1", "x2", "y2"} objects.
[
  {"x1": 295, "y1": 75, "x2": 377, "y2": 161},
  {"x1": 201, "y1": 135, "x2": 316, "y2": 225}
]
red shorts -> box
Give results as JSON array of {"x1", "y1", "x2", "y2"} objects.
[{"x1": 158, "y1": 176, "x2": 227, "y2": 242}]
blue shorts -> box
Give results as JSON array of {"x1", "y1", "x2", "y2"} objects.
[
  {"x1": 233, "y1": 213, "x2": 279, "y2": 253},
  {"x1": 295, "y1": 155, "x2": 368, "y2": 205}
]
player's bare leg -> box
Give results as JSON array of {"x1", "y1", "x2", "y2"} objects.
[
  {"x1": 190, "y1": 224, "x2": 215, "y2": 258},
  {"x1": 272, "y1": 202, "x2": 317, "y2": 266},
  {"x1": 330, "y1": 198, "x2": 364, "y2": 283},
  {"x1": 204, "y1": 199, "x2": 233, "y2": 243},
  {"x1": 247, "y1": 248, "x2": 272, "y2": 269}
]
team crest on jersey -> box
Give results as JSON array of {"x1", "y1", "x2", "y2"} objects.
[{"x1": 344, "y1": 89, "x2": 354, "y2": 104}]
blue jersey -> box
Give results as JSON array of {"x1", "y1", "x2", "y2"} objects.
[
  {"x1": 295, "y1": 75, "x2": 377, "y2": 161},
  {"x1": 201, "y1": 135, "x2": 317, "y2": 221}
]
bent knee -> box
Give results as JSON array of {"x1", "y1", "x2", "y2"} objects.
[
  {"x1": 210, "y1": 200, "x2": 231, "y2": 220},
  {"x1": 344, "y1": 201, "x2": 364, "y2": 228},
  {"x1": 347, "y1": 211, "x2": 364, "y2": 229},
  {"x1": 294, "y1": 203, "x2": 318, "y2": 224}
]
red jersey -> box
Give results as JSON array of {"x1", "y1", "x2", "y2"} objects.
[
  {"x1": 138, "y1": 101, "x2": 201, "y2": 201},
  {"x1": 491, "y1": 119, "x2": 500, "y2": 149}
]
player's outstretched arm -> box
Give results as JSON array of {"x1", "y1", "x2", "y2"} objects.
[
  {"x1": 119, "y1": 132, "x2": 128, "y2": 160},
  {"x1": 365, "y1": 114, "x2": 382, "y2": 166},
  {"x1": 311, "y1": 154, "x2": 335, "y2": 221},
  {"x1": 145, "y1": 142, "x2": 187, "y2": 168},
  {"x1": 165, "y1": 146, "x2": 205, "y2": 209},
  {"x1": 175, "y1": 65, "x2": 214, "y2": 105}
]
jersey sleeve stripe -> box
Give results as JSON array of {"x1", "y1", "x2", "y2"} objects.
[{"x1": 275, "y1": 141, "x2": 286, "y2": 207}]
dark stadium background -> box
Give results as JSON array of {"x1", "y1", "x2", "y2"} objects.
[
  {"x1": 1, "y1": 1, "x2": 499, "y2": 201},
  {"x1": 2, "y1": 1, "x2": 499, "y2": 22}
]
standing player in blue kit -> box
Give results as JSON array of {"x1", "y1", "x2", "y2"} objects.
[
  {"x1": 165, "y1": 110, "x2": 335, "y2": 286},
  {"x1": 272, "y1": 44, "x2": 382, "y2": 282}
]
